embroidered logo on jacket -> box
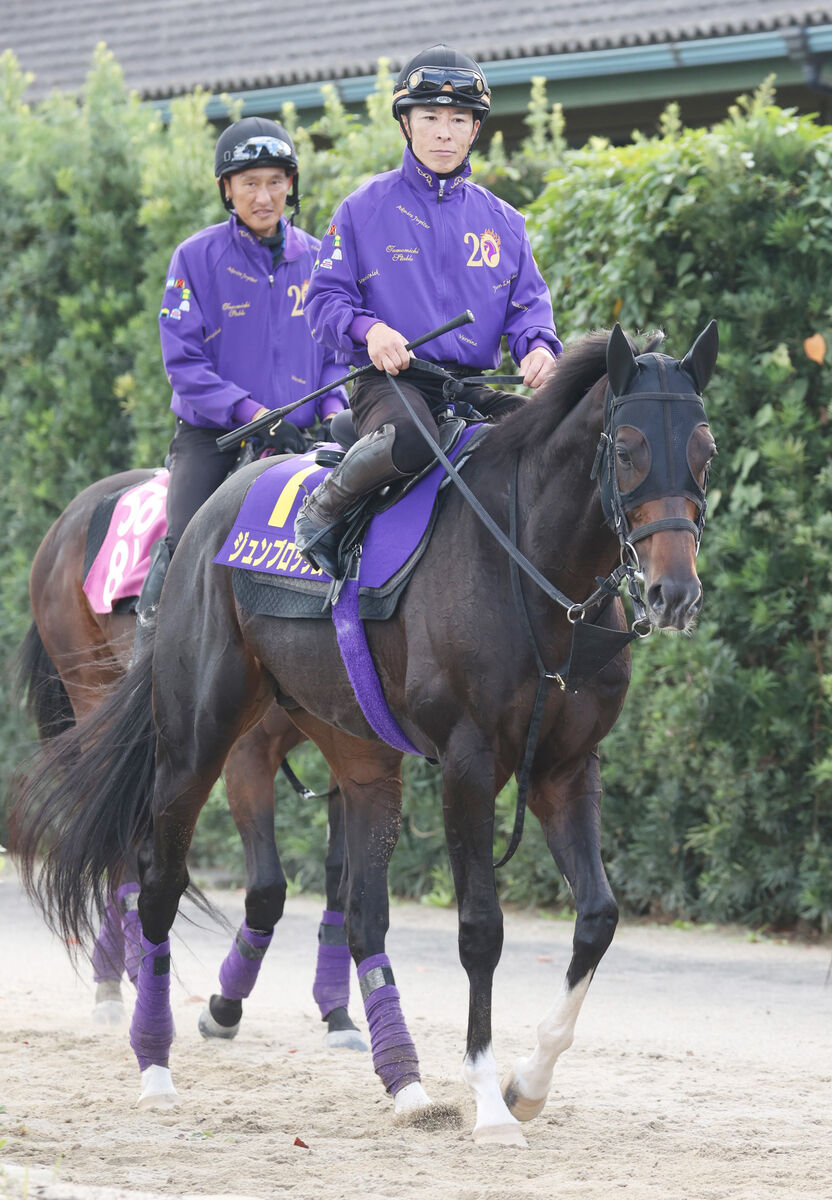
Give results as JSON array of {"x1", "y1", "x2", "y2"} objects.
[{"x1": 386, "y1": 244, "x2": 419, "y2": 263}]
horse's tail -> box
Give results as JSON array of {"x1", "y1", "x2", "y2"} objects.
[
  {"x1": 7, "y1": 644, "x2": 156, "y2": 951},
  {"x1": 17, "y1": 621, "x2": 76, "y2": 741}
]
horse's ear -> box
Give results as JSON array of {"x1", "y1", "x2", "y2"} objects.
[
  {"x1": 680, "y1": 319, "x2": 719, "y2": 393},
  {"x1": 606, "y1": 323, "x2": 637, "y2": 395}
]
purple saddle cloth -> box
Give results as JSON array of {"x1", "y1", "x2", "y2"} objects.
[
  {"x1": 214, "y1": 425, "x2": 484, "y2": 756},
  {"x1": 214, "y1": 424, "x2": 482, "y2": 596}
]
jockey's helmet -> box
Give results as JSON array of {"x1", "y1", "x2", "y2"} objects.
[{"x1": 214, "y1": 117, "x2": 299, "y2": 215}]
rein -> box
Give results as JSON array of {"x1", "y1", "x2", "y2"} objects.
[
  {"x1": 384, "y1": 366, "x2": 655, "y2": 868},
  {"x1": 385, "y1": 367, "x2": 646, "y2": 624}
]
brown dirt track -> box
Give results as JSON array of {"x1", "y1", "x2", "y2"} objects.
[{"x1": 1, "y1": 863, "x2": 830, "y2": 1200}]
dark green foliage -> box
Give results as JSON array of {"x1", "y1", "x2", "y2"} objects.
[{"x1": 1, "y1": 53, "x2": 830, "y2": 930}]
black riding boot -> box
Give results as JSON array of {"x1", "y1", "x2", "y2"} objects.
[
  {"x1": 130, "y1": 538, "x2": 170, "y2": 664},
  {"x1": 294, "y1": 424, "x2": 406, "y2": 576}
]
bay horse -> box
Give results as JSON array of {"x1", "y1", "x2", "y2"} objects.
[
  {"x1": 16, "y1": 466, "x2": 366, "y2": 1050},
  {"x1": 10, "y1": 323, "x2": 717, "y2": 1141}
]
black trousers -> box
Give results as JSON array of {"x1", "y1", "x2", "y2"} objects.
[
  {"x1": 350, "y1": 365, "x2": 525, "y2": 473},
  {"x1": 165, "y1": 418, "x2": 236, "y2": 552}
]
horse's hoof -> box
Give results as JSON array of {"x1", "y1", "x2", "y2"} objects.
[
  {"x1": 501, "y1": 1071, "x2": 548, "y2": 1122},
  {"x1": 91, "y1": 999, "x2": 126, "y2": 1026},
  {"x1": 136, "y1": 1065, "x2": 179, "y2": 1109},
  {"x1": 472, "y1": 1121, "x2": 528, "y2": 1148},
  {"x1": 198, "y1": 1006, "x2": 240, "y2": 1040},
  {"x1": 324, "y1": 1028, "x2": 368, "y2": 1051},
  {"x1": 393, "y1": 1080, "x2": 432, "y2": 1115}
]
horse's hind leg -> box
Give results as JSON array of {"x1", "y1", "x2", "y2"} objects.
[
  {"x1": 132, "y1": 650, "x2": 273, "y2": 1107},
  {"x1": 314, "y1": 783, "x2": 367, "y2": 1051},
  {"x1": 91, "y1": 894, "x2": 127, "y2": 1022},
  {"x1": 91, "y1": 879, "x2": 143, "y2": 1021},
  {"x1": 502, "y1": 751, "x2": 618, "y2": 1122}
]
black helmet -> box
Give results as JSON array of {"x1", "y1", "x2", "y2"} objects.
[
  {"x1": 392, "y1": 45, "x2": 491, "y2": 127},
  {"x1": 214, "y1": 116, "x2": 299, "y2": 217}
]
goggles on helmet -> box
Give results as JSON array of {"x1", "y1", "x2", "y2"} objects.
[
  {"x1": 404, "y1": 66, "x2": 487, "y2": 98},
  {"x1": 225, "y1": 136, "x2": 295, "y2": 167}
]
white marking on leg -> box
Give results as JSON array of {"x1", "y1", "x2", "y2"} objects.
[
  {"x1": 510, "y1": 972, "x2": 592, "y2": 1106},
  {"x1": 462, "y1": 1045, "x2": 528, "y2": 1147},
  {"x1": 136, "y1": 1065, "x2": 180, "y2": 1110},
  {"x1": 393, "y1": 1080, "x2": 432, "y2": 1114}
]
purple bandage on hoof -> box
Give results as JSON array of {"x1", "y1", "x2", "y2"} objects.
[
  {"x1": 118, "y1": 883, "x2": 142, "y2": 985},
  {"x1": 129, "y1": 936, "x2": 174, "y2": 1071},
  {"x1": 358, "y1": 953, "x2": 420, "y2": 1095},
  {"x1": 92, "y1": 899, "x2": 125, "y2": 983},
  {"x1": 218, "y1": 919, "x2": 273, "y2": 1001},
  {"x1": 313, "y1": 910, "x2": 351, "y2": 1019}
]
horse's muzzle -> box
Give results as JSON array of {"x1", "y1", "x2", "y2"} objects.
[{"x1": 646, "y1": 578, "x2": 702, "y2": 630}]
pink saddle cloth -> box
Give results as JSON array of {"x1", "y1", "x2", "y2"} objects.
[{"x1": 82, "y1": 471, "x2": 169, "y2": 613}]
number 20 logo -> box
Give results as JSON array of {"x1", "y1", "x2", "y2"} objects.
[
  {"x1": 464, "y1": 231, "x2": 501, "y2": 268},
  {"x1": 287, "y1": 280, "x2": 310, "y2": 316}
]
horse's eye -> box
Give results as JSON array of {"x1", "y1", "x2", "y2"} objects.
[{"x1": 615, "y1": 446, "x2": 632, "y2": 466}]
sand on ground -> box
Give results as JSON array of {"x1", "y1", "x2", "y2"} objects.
[{"x1": 1, "y1": 864, "x2": 831, "y2": 1200}]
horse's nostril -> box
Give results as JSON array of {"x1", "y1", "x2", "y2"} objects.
[{"x1": 647, "y1": 584, "x2": 665, "y2": 613}]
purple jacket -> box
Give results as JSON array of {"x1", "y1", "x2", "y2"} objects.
[
  {"x1": 304, "y1": 149, "x2": 562, "y2": 370},
  {"x1": 159, "y1": 216, "x2": 347, "y2": 430}
]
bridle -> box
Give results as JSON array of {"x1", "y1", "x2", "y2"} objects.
[{"x1": 591, "y1": 354, "x2": 710, "y2": 556}]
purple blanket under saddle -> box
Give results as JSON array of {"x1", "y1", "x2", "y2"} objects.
[
  {"x1": 214, "y1": 426, "x2": 480, "y2": 588},
  {"x1": 214, "y1": 427, "x2": 482, "y2": 757}
]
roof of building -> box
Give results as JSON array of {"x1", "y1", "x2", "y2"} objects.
[{"x1": 4, "y1": 0, "x2": 832, "y2": 101}]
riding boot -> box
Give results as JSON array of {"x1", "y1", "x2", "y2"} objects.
[
  {"x1": 130, "y1": 538, "x2": 170, "y2": 665},
  {"x1": 294, "y1": 424, "x2": 406, "y2": 577}
]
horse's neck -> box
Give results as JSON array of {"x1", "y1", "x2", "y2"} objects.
[{"x1": 518, "y1": 389, "x2": 616, "y2": 596}]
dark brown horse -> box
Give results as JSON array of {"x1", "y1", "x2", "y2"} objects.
[
  {"x1": 16, "y1": 467, "x2": 366, "y2": 1049},
  {"x1": 10, "y1": 324, "x2": 717, "y2": 1140}
]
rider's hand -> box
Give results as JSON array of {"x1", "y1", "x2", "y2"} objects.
[
  {"x1": 366, "y1": 322, "x2": 412, "y2": 375},
  {"x1": 519, "y1": 347, "x2": 557, "y2": 390},
  {"x1": 262, "y1": 419, "x2": 308, "y2": 454}
]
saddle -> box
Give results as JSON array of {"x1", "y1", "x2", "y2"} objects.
[{"x1": 217, "y1": 417, "x2": 486, "y2": 621}]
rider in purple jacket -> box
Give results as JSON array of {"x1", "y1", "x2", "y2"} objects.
[
  {"x1": 135, "y1": 116, "x2": 347, "y2": 644},
  {"x1": 295, "y1": 45, "x2": 562, "y2": 575}
]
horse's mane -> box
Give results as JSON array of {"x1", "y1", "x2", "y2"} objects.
[{"x1": 485, "y1": 329, "x2": 664, "y2": 468}]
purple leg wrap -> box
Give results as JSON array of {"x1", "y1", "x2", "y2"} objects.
[
  {"x1": 118, "y1": 883, "x2": 142, "y2": 985},
  {"x1": 218, "y1": 919, "x2": 273, "y2": 1001},
  {"x1": 129, "y1": 936, "x2": 174, "y2": 1071},
  {"x1": 92, "y1": 899, "x2": 125, "y2": 983},
  {"x1": 359, "y1": 953, "x2": 420, "y2": 1095},
  {"x1": 313, "y1": 909, "x2": 351, "y2": 1019}
]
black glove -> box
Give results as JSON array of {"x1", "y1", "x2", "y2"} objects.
[
  {"x1": 261, "y1": 419, "x2": 309, "y2": 454},
  {"x1": 317, "y1": 418, "x2": 336, "y2": 442}
]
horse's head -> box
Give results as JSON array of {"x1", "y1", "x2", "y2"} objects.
[{"x1": 597, "y1": 322, "x2": 718, "y2": 631}]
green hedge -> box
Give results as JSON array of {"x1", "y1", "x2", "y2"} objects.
[{"x1": 1, "y1": 50, "x2": 830, "y2": 929}]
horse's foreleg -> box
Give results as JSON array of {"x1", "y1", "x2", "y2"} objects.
[
  {"x1": 502, "y1": 751, "x2": 618, "y2": 1122},
  {"x1": 199, "y1": 708, "x2": 297, "y2": 1041},
  {"x1": 314, "y1": 783, "x2": 367, "y2": 1050},
  {"x1": 301, "y1": 726, "x2": 433, "y2": 1117},
  {"x1": 442, "y1": 736, "x2": 526, "y2": 1147}
]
